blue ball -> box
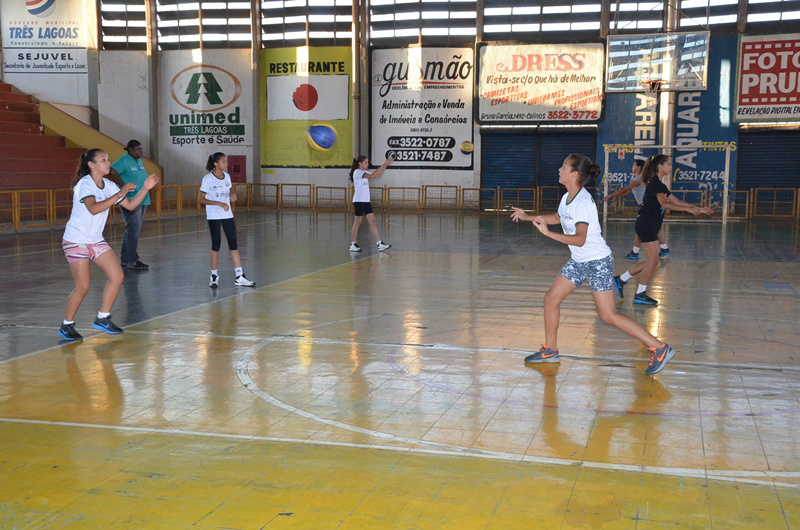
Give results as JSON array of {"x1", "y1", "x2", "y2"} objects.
[{"x1": 307, "y1": 124, "x2": 337, "y2": 151}]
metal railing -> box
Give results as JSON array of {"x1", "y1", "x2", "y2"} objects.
[
  {"x1": 423, "y1": 185, "x2": 459, "y2": 211},
  {"x1": 751, "y1": 188, "x2": 798, "y2": 218},
  {"x1": 1, "y1": 184, "x2": 796, "y2": 232}
]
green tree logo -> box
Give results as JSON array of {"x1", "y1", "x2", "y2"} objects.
[{"x1": 185, "y1": 72, "x2": 224, "y2": 105}]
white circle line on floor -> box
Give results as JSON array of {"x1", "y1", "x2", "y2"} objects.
[{"x1": 232, "y1": 340, "x2": 800, "y2": 488}]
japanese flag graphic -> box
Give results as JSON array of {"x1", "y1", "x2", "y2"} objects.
[{"x1": 267, "y1": 74, "x2": 350, "y2": 121}]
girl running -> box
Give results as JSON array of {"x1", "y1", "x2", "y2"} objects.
[
  {"x1": 612, "y1": 154, "x2": 713, "y2": 305},
  {"x1": 511, "y1": 153, "x2": 675, "y2": 375},
  {"x1": 604, "y1": 158, "x2": 670, "y2": 259},
  {"x1": 349, "y1": 155, "x2": 393, "y2": 252},
  {"x1": 59, "y1": 149, "x2": 159, "y2": 341},
  {"x1": 199, "y1": 152, "x2": 255, "y2": 288}
]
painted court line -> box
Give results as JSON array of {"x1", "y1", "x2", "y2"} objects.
[{"x1": 1, "y1": 416, "x2": 798, "y2": 490}]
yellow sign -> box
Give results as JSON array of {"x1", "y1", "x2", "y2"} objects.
[{"x1": 261, "y1": 47, "x2": 353, "y2": 168}]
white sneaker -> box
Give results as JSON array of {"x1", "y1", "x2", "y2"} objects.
[
  {"x1": 349, "y1": 243, "x2": 361, "y2": 252},
  {"x1": 209, "y1": 274, "x2": 219, "y2": 288},
  {"x1": 377, "y1": 242, "x2": 392, "y2": 251},
  {"x1": 234, "y1": 275, "x2": 255, "y2": 287}
]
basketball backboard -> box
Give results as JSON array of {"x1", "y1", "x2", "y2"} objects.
[{"x1": 606, "y1": 31, "x2": 710, "y2": 92}]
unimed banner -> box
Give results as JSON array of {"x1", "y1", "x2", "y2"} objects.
[
  {"x1": 477, "y1": 43, "x2": 604, "y2": 125},
  {"x1": 370, "y1": 47, "x2": 474, "y2": 169},
  {"x1": 736, "y1": 33, "x2": 800, "y2": 122}
]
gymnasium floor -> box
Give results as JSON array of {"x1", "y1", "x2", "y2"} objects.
[{"x1": 1, "y1": 210, "x2": 799, "y2": 529}]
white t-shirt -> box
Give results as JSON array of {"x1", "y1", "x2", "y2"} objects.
[
  {"x1": 352, "y1": 168, "x2": 372, "y2": 203},
  {"x1": 200, "y1": 171, "x2": 234, "y2": 220},
  {"x1": 63, "y1": 175, "x2": 122, "y2": 244},
  {"x1": 557, "y1": 187, "x2": 611, "y2": 263}
]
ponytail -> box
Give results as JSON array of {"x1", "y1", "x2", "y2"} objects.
[
  {"x1": 349, "y1": 155, "x2": 366, "y2": 182},
  {"x1": 566, "y1": 153, "x2": 602, "y2": 187},
  {"x1": 206, "y1": 152, "x2": 226, "y2": 172},
  {"x1": 640, "y1": 154, "x2": 670, "y2": 186},
  {"x1": 73, "y1": 149, "x2": 103, "y2": 187}
]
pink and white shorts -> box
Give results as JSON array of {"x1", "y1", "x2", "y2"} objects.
[{"x1": 62, "y1": 239, "x2": 112, "y2": 263}]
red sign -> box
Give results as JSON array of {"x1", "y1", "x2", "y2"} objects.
[{"x1": 736, "y1": 33, "x2": 800, "y2": 121}]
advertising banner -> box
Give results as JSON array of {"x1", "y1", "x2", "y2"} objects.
[
  {"x1": 370, "y1": 47, "x2": 474, "y2": 169},
  {"x1": 735, "y1": 33, "x2": 800, "y2": 122},
  {"x1": 0, "y1": 0, "x2": 91, "y2": 104},
  {"x1": 261, "y1": 47, "x2": 353, "y2": 168},
  {"x1": 477, "y1": 43, "x2": 604, "y2": 125},
  {"x1": 158, "y1": 50, "x2": 253, "y2": 184}
]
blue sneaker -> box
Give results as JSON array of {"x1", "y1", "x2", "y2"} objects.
[
  {"x1": 645, "y1": 343, "x2": 675, "y2": 375},
  {"x1": 524, "y1": 345, "x2": 560, "y2": 364},
  {"x1": 92, "y1": 316, "x2": 123, "y2": 334},
  {"x1": 659, "y1": 247, "x2": 671, "y2": 258},
  {"x1": 624, "y1": 250, "x2": 639, "y2": 260},
  {"x1": 612, "y1": 275, "x2": 626, "y2": 298},
  {"x1": 58, "y1": 323, "x2": 83, "y2": 341},
  {"x1": 633, "y1": 292, "x2": 658, "y2": 305}
]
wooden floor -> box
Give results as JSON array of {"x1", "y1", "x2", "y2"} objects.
[{"x1": 1, "y1": 211, "x2": 799, "y2": 529}]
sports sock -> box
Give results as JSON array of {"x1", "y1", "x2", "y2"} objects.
[
  {"x1": 620, "y1": 271, "x2": 632, "y2": 282},
  {"x1": 235, "y1": 267, "x2": 243, "y2": 276},
  {"x1": 210, "y1": 269, "x2": 218, "y2": 276},
  {"x1": 632, "y1": 246, "x2": 640, "y2": 253},
  {"x1": 660, "y1": 243, "x2": 668, "y2": 249},
  {"x1": 97, "y1": 311, "x2": 110, "y2": 319},
  {"x1": 63, "y1": 320, "x2": 74, "y2": 326},
  {"x1": 636, "y1": 284, "x2": 647, "y2": 294}
]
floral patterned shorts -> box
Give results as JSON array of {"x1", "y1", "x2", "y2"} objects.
[{"x1": 559, "y1": 254, "x2": 614, "y2": 292}]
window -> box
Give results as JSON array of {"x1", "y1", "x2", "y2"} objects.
[
  {"x1": 100, "y1": 0, "x2": 148, "y2": 50},
  {"x1": 156, "y1": 1, "x2": 252, "y2": 50},
  {"x1": 482, "y1": 1, "x2": 602, "y2": 40},
  {"x1": 370, "y1": 0, "x2": 478, "y2": 45},
  {"x1": 262, "y1": 0, "x2": 354, "y2": 48}
]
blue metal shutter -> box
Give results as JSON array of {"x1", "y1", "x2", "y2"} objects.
[
  {"x1": 538, "y1": 131, "x2": 598, "y2": 186},
  {"x1": 737, "y1": 130, "x2": 800, "y2": 189},
  {"x1": 480, "y1": 131, "x2": 537, "y2": 189}
]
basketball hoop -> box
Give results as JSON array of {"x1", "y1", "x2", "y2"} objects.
[{"x1": 639, "y1": 79, "x2": 664, "y2": 99}]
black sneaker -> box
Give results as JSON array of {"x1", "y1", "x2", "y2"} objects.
[
  {"x1": 633, "y1": 292, "x2": 658, "y2": 305},
  {"x1": 125, "y1": 261, "x2": 149, "y2": 270},
  {"x1": 624, "y1": 250, "x2": 639, "y2": 260},
  {"x1": 659, "y1": 248, "x2": 671, "y2": 258},
  {"x1": 612, "y1": 275, "x2": 626, "y2": 298},
  {"x1": 59, "y1": 323, "x2": 83, "y2": 341},
  {"x1": 92, "y1": 316, "x2": 123, "y2": 334}
]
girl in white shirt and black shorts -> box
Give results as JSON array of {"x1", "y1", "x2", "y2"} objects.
[
  {"x1": 199, "y1": 152, "x2": 255, "y2": 288},
  {"x1": 349, "y1": 155, "x2": 393, "y2": 252},
  {"x1": 510, "y1": 153, "x2": 675, "y2": 376}
]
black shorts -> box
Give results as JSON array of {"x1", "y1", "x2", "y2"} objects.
[
  {"x1": 353, "y1": 202, "x2": 373, "y2": 216},
  {"x1": 635, "y1": 215, "x2": 662, "y2": 243}
]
